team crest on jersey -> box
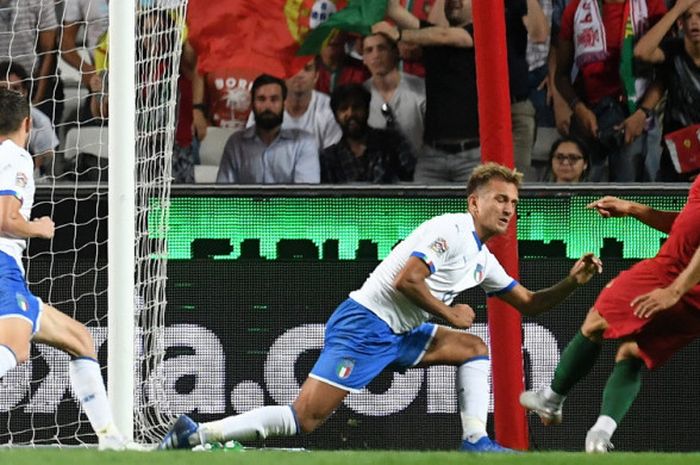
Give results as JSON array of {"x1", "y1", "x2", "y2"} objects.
[
  {"x1": 336, "y1": 358, "x2": 354, "y2": 379},
  {"x1": 16, "y1": 293, "x2": 28, "y2": 312},
  {"x1": 284, "y1": 0, "x2": 347, "y2": 44},
  {"x1": 429, "y1": 237, "x2": 448, "y2": 255},
  {"x1": 15, "y1": 172, "x2": 27, "y2": 188},
  {"x1": 473, "y1": 263, "x2": 484, "y2": 282}
]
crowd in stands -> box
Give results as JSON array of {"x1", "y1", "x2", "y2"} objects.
[{"x1": 1, "y1": 0, "x2": 699, "y2": 184}]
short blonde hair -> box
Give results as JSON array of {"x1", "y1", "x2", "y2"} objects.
[{"x1": 466, "y1": 162, "x2": 523, "y2": 196}]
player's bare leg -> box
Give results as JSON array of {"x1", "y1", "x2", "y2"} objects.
[
  {"x1": 417, "y1": 326, "x2": 509, "y2": 452},
  {"x1": 168, "y1": 376, "x2": 349, "y2": 450},
  {"x1": 586, "y1": 340, "x2": 643, "y2": 453},
  {"x1": 33, "y1": 304, "x2": 128, "y2": 450},
  {"x1": 0, "y1": 318, "x2": 32, "y2": 377},
  {"x1": 521, "y1": 308, "x2": 609, "y2": 426},
  {"x1": 292, "y1": 377, "x2": 349, "y2": 433}
]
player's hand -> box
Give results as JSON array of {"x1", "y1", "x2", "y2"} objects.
[
  {"x1": 569, "y1": 253, "x2": 603, "y2": 285},
  {"x1": 631, "y1": 287, "x2": 681, "y2": 319},
  {"x1": 447, "y1": 304, "x2": 475, "y2": 329},
  {"x1": 586, "y1": 196, "x2": 633, "y2": 218},
  {"x1": 32, "y1": 216, "x2": 55, "y2": 239}
]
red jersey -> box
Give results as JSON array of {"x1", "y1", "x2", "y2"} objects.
[
  {"x1": 654, "y1": 176, "x2": 700, "y2": 307},
  {"x1": 205, "y1": 68, "x2": 260, "y2": 131},
  {"x1": 559, "y1": 0, "x2": 666, "y2": 105}
]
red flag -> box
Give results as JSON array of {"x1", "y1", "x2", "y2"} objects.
[{"x1": 187, "y1": 0, "x2": 346, "y2": 79}]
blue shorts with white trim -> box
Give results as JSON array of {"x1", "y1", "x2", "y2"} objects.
[
  {"x1": 0, "y1": 251, "x2": 42, "y2": 334},
  {"x1": 309, "y1": 298, "x2": 436, "y2": 392}
]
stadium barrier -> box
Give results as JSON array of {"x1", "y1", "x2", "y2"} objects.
[{"x1": 6, "y1": 184, "x2": 697, "y2": 451}]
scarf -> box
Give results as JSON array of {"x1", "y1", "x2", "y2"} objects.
[{"x1": 573, "y1": 0, "x2": 649, "y2": 112}]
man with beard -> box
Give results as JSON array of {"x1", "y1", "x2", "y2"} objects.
[
  {"x1": 320, "y1": 84, "x2": 415, "y2": 183},
  {"x1": 216, "y1": 74, "x2": 320, "y2": 184}
]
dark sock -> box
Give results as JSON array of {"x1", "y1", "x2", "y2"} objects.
[
  {"x1": 600, "y1": 358, "x2": 643, "y2": 424},
  {"x1": 551, "y1": 331, "x2": 601, "y2": 395}
]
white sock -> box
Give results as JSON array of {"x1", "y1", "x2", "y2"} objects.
[
  {"x1": 69, "y1": 358, "x2": 114, "y2": 433},
  {"x1": 457, "y1": 356, "x2": 490, "y2": 442},
  {"x1": 543, "y1": 386, "x2": 566, "y2": 407},
  {"x1": 0, "y1": 345, "x2": 18, "y2": 378},
  {"x1": 591, "y1": 415, "x2": 617, "y2": 436},
  {"x1": 199, "y1": 405, "x2": 299, "y2": 445}
]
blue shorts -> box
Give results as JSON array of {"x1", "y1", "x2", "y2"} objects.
[
  {"x1": 309, "y1": 298, "x2": 437, "y2": 392},
  {"x1": 0, "y1": 251, "x2": 42, "y2": 334}
]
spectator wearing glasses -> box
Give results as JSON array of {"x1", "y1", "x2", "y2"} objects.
[
  {"x1": 544, "y1": 137, "x2": 589, "y2": 183},
  {"x1": 321, "y1": 84, "x2": 415, "y2": 183},
  {"x1": 362, "y1": 32, "x2": 426, "y2": 155}
]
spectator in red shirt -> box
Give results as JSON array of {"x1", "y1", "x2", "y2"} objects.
[{"x1": 556, "y1": 0, "x2": 667, "y2": 182}]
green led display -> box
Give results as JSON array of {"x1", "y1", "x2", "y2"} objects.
[{"x1": 153, "y1": 195, "x2": 686, "y2": 260}]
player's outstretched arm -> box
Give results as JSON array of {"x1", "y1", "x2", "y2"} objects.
[
  {"x1": 394, "y1": 256, "x2": 476, "y2": 328},
  {"x1": 498, "y1": 253, "x2": 602, "y2": 316},
  {"x1": 587, "y1": 196, "x2": 678, "y2": 233},
  {"x1": 0, "y1": 196, "x2": 54, "y2": 239},
  {"x1": 632, "y1": 246, "x2": 700, "y2": 319}
]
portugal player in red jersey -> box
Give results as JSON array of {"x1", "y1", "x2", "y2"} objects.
[{"x1": 520, "y1": 177, "x2": 700, "y2": 453}]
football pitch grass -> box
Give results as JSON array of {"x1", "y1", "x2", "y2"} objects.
[{"x1": 3, "y1": 449, "x2": 700, "y2": 465}]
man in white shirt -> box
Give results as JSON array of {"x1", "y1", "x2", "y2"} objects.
[
  {"x1": 0, "y1": 88, "x2": 129, "y2": 450},
  {"x1": 363, "y1": 32, "x2": 426, "y2": 155},
  {"x1": 284, "y1": 60, "x2": 342, "y2": 150},
  {"x1": 161, "y1": 163, "x2": 602, "y2": 452}
]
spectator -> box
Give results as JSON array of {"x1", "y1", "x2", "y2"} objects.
[
  {"x1": 320, "y1": 84, "x2": 415, "y2": 183},
  {"x1": 0, "y1": 0, "x2": 63, "y2": 124},
  {"x1": 246, "y1": 59, "x2": 341, "y2": 150},
  {"x1": 634, "y1": 0, "x2": 700, "y2": 181},
  {"x1": 556, "y1": 0, "x2": 667, "y2": 182},
  {"x1": 527, "y1": 0, "x2": 562, "y2": 180},
  {"x1": 217, "y1": 74, "x2": 319, "y2": 184},
  {"x1": 362, "y1": 32, "x2": 426, "y2": 155},
  {"x1": 190, "y1": 57, "x2": 261, "y2": 140},
  {"x1": 543, "y1": 137, "x2": 590, "y2": 182},
  {"x1": 380, "y1": 0, "x2": 480, "y2": 184},
  {"x1": 0, "y1": 61, "x2": 59, "y2": 178},
  {"x1": 60, "y1": 0, "x2": 109, "y2": 92},
  {"x1": 316, "y1": 32, "x2": 370, "y2": 94},
  {"x1": 508, "y1": 0, "x2": 550, "y2": 181}
]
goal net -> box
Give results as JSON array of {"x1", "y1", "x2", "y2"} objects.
[{"x1": 0, "y1": 0, "x2": 187, "y2": 445}]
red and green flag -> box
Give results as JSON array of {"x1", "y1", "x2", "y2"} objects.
[{"x1": 187, "y1": 0, "x2": 387, "y2": 79}]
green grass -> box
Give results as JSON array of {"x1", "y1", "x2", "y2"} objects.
[{"x1": 3, "y1": 449, "x2": 700, "y2": 465}]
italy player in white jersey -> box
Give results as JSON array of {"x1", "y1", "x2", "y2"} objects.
[
  {"x1": 161, "y1": 163, "x2": 602, "y2": 452},
  {"x1": 0, "y1": 88, "x2": 131, "y2": 450}
]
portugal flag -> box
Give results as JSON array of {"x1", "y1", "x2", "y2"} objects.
[{"x1": 187, "y1": 0, "x2": 386, "y2": 79}]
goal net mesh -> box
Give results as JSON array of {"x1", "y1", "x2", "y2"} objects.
[{"x1": 0, "y1": 0, "x2": 187, "y2": 445}]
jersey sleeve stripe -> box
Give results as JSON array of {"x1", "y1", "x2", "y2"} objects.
[
  {"x1": 486, "y1": 279, "x2": 519, "y2": 297},
  {"x1": 0, "y1": 189, "x2": 23, "y2": 203},
  {"x1": 410, "y1": 251, "x2": 435, "y2": 274}
]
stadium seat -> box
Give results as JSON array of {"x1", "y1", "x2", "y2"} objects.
[
  {"x1": 194, "y1": 126, "x2": 235, "y2": 183},
  {"x1": 62, "y1": 126, "x2": 109, "y2": 160}
]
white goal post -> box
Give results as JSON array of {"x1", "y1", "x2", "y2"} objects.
[{"x1": 0, "y1": 0, "x2": 187, "y2": 446}]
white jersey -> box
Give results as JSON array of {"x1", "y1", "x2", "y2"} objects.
[
  {"x1": 350, "y1": 213, "x2": 517, "y2": 333},
  {"x1": 0, "y1": 140, "x2": 35, "y2": 274}
]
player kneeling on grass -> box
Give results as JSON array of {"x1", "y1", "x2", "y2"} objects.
[
  {"x1": 0, "y1": 88, "x2": 129, "y2": 450},
  {"x1": 160, "y1": 162, "x2": 602, "y2": 453},
  {"x1": 520, "y1": 187, "x2": 700, "y2": 453}
]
